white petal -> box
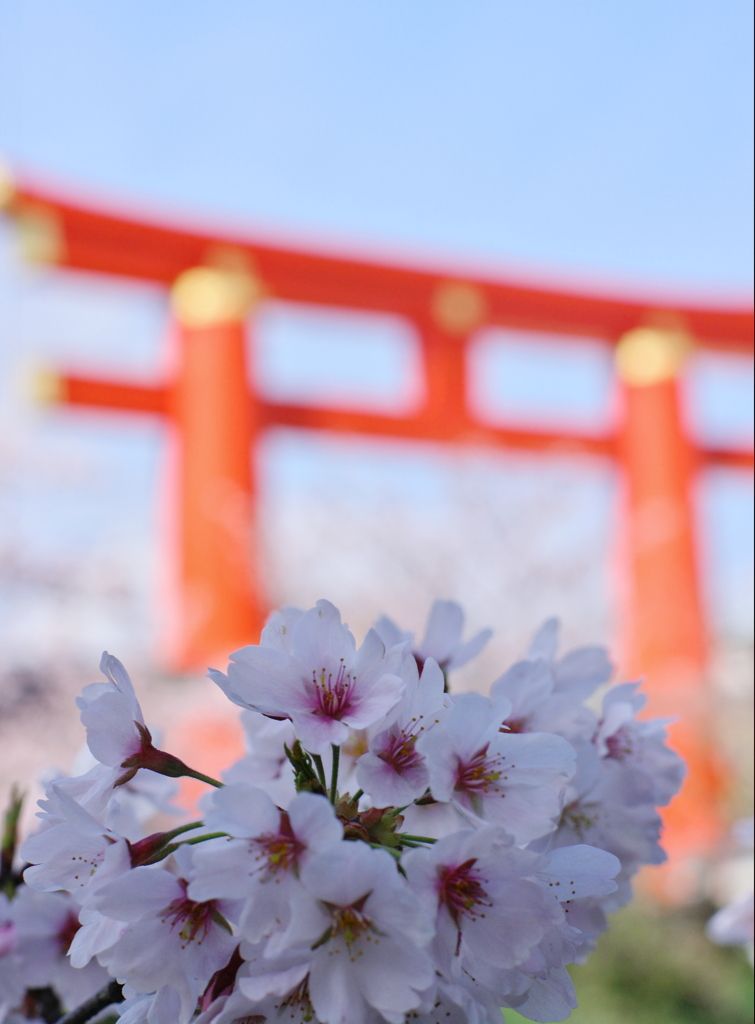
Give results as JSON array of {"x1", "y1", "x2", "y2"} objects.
[
  {"x1": 239, "y1": 961, "x2": 310, "y2": 1001},
  {"x1": 446, "y1": 627, "x2": 493, "y2": 669},
  {"x1": 309, "y1": 950, "x2": 367, "y2": 1024},
  {"x1": 343, "y1": 672, "x2": 405, "y2": 731},
  {"x1": 353, "y1": 934, "x2": 433, "y2": 1017},
  {"x1": 92, "y1": 866, "x2": 182, "y2": 922},
  {"x1": 507, "y1": 966, "x2": 577, "y2": 1023},
  {"x1": 418, "y1": 600, "x2": 464, "y2": 663},
  {"x1": 291, "y1": 599, "x2": 356, "y2": 668},
  {"x1": 538, "y1": 845, "x2": 620, "y2": 901},
  {"x1": 416, "y1": 726, "x2": 456, "y2": 802},
  {"x1": 225, "y1": 647, "x2": 308, "y2": 718},
  {"x1": 260, "y1": 605, "x2": 305, "y2": 651},
  {"x1": 287, "y1": 792, "x2": 343, "y2": 851},
  {"x1": 372, "y1": 615, "x2": 412, "y2": 650},
  {"x1": 491, "y1": 658, "x2": 553, "y2": 719},
  {"x1": 527, "y1": 618, "x2": 560, "y2": 661},
  {"x1": 554, "y1": 646, "x2": 613, "y2": 698},
  {"x1": 199, "y1": 782, "x2": 280, "y2": 838}
]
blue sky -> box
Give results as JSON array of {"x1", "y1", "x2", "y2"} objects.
[
  {"x1": 0, "y1": 1, "x2": 752, "y2": 290},
  {"x1": 0, "y1": 2, "x2": 752, "y2": 666}
]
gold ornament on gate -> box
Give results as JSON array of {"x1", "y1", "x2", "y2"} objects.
[
  {"x1": 171, "y1": 265, "x2": 263, "y2": 328},
  {"x1": 615, "y1": 327, "x2": 692, "y2": 387},
  {"x1": 431, "y1": 280, "x2": 488, "y2": 334}
]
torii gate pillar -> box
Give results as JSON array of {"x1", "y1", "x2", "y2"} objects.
[
  {"x1": 617, "y1": 327, "x2": 725, "y2": 897},
  {"x1": 169, "y1": 265, "x2": 266, "y2": 669}
]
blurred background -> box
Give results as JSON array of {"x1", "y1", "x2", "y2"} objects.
[{"x1": 0, "y1": 3, "x2": 752, "y2": 1021}]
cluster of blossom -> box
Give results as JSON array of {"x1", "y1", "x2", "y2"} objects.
[{"x1": 2, "y1": 598, "x2": 685, "y2": 1024}]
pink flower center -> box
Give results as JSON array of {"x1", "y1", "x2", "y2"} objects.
[
  {"x1": 379, "y1": 729, "x2": 424, "y2": 774},
  {"x1": 253, "y1": 811, "x2": 305, "y2": 877},
  {"x1": 57, "y1": 911, "x2": 81, "y2": 954},
  {"x1": 501, "y1": 717, "x2": 527, "y2": 733},
  {"x1": 201, "y1": 946, "x2": 244, "y2": 1011},
  {"x1": 161, "y1": 882, "x2": 219, "y2": 946},
  {"x1": 321, "y1": 897, "x2": 376, "y2": 950},
  {"x1": 311, "y1": 660, "x2": 355, "y2": 720},
  {"x1": 315, "y1": 893, "x2": 379, "y2": 953},
  {"x1": 332, "y1": 905, "x2": 373, "y2": 946},
  {"x1": 437, "y1": 858, "x2": 491, "y2": 928},
  {"x1": 455, "y1": 744, "x2": 508, "y2": 796},
  {"x1": 605, "y1": 725, "x2": 633, "y2": 760}
]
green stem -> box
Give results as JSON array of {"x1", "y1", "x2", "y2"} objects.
[
  {"x1": 312, "y1": 754, "x2": 327, "y2": 790},
  {"x1": 399, "y1": 834, "x2": 437, "y2": 844},
  {"x1": 129, "y1": 820, "x2": 206, "y2": 866},
  {"x1": 183, "y1": 767, "x2": 224, "y2": 789},
  {"x1": 143, "y1": 831, "x2": 228, "y2": 864},
  {"x1": 368, "y1": 842, "x2": 401, "y2": 860},
  {"x1": 183, "y1": 831, "x2": 227, "y2": 845},
  {"x1": 329, "y1": 745, "x2": 341, "y2": 804},
  {"x1": 161, "y1": 820, "x2": 206, "y2": 841},
  {"x1": 352, "y1": 789, "x2": 364, "y2": 803}
]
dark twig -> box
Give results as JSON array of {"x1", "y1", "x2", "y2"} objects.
[
  {"x1": 1, "y1": 785, "x2": 25, "y2": 894},
  {"x1": 56, "y1": 980, "x2": 124, "y2": 1024}
]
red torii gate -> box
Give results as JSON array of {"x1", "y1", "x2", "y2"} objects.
[{"x1": 2, "y1": 173, "x2": 753, "y2": 885}]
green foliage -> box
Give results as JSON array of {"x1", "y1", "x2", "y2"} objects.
[{"x1": 504, "y1": 899, "x2": 753, "y2": 1024}]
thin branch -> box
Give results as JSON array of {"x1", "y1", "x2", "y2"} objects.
[{"x1": 56, "y1": 980, "x2": 124, "y2": 1024}]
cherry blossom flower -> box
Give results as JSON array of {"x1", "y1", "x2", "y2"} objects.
[
  {"x1": 405, "y1": 831, "x2": 618, "y2": 1023},
  {"x1": 417, "y1": 691, "x2": 576, "y2": 842},
  {"x1": 525, "y1": 617, "x2": 613, "y2": 701},
  {"x1": 355, "y1": 657, "x2": 449, "y2": 806},
  {"x1": 490, "y1": 656, "x2": 597, "y2": 745},
  {"x1": 374, "y1": 600, "x2": 492, "y2": 673},
  {"x1": 275, "y1": 841, "x2": 435, "y2": 1024},
  {"x1": 188, "y1": 786, "x2": 342, "y2": 954},
  {"x1": 5, "y1": 597, "x2": 685, "y2": 1024},
  {"x1": 76, "y1": 652, "x2": 211, "y2": 792},
  {"x1": 21, "y1": 782, "x2": 132, "y2": 904},
  {"x1": 404, "y1": 827, "x2": 561, "y2": 974},
  {"x1": 210, "y1": 600, "x2": 405, "y2": 754},
  {"x1": 0, "y1": 886, "x2": 110, "y2": 1020},
  {"x1": 535, "y1": 758, "x2": 666, "y2": 912},
  {"x1": 91, "y1": 846, "x2": 240, "y2": 1023},
  {"x1": 593, "y1": 682, "x2": 685, "y2": 807},
  {"x1": 76, "y1": 653, "x2": 149, "y2": 783}
]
